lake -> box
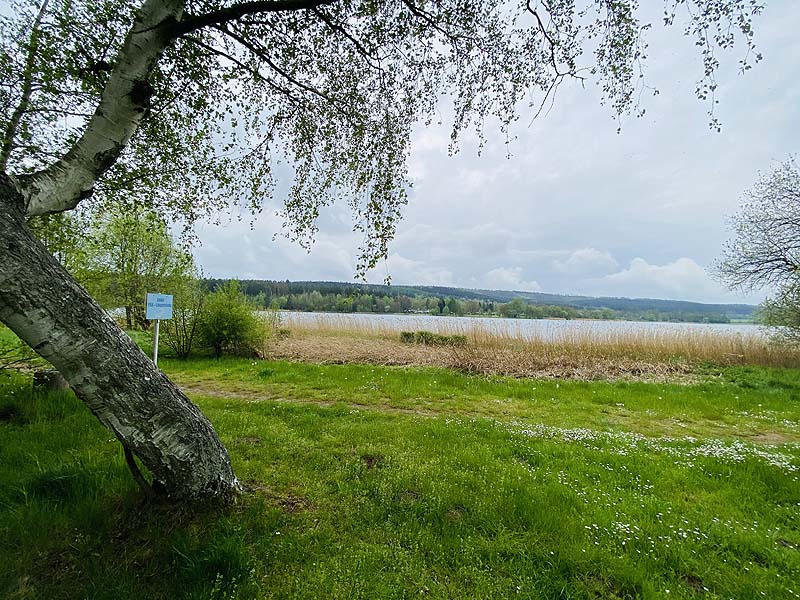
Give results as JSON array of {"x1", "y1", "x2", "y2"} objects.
[{"x1": 275, "y1": 311, "x2": 765, "y2": 341}]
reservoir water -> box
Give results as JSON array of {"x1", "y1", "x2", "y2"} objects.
[{"x1": 276, "y1": 311, "x2": 764, "y2": 341}]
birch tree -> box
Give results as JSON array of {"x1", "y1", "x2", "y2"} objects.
[
  {"x1": 0, "y1": 0, "x2": 764, "y2": 500},
  {"x1": 718, "y1": 158, "x2": 800, "y2": 344}
]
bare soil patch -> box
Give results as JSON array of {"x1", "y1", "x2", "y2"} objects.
[
  {"x1": 360, "y1": 453, "x2": 384, "y2": 469},
  {"x1": 243, "y1": 480, "x2": 314, "y2": 513},
  {"x1": 747, "y1": 431, "x2": 795, "y2": 445}
]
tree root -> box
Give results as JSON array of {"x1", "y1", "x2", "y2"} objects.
[{"x1": 122, "y1": 444, "x2": 157, "y2": 500}]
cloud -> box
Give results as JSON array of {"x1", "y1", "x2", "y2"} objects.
[
  {"x1": 366, "y1": 253, "x2": 456, "y2": 287},
  {"x1": 391, "y1": 222, "x2": 524, "y2": 266},
  {"x1": 484, "y1": 267, "x2": 541, "y2": 292},
  {"x1": 552, "y1": 248, "x2": 620, "y2": 276},
  {"x1": 187, "y1": 2, "x2": 797, "y2": 307},
  {"x1": 580, "y1": 257, "x2": 751, "y2": 303},
  {"x1": 193, "y1": 215, "x2": 358, "y2": 282}
]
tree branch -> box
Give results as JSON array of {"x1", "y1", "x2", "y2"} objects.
[
  {"x1": 310, "y1": 7, "x2": 384, "y2": 71},
  {"x1": 400, "y1": 0, "x2": 452, "y2": 41},
  {"x1": 525, "y1": 0, "x2": 582, "y2": 80},
  {"x1": 173, "y1": 0, "x2": 338, "y2": 37},
  {"x1": 123, "y1": 443, "x2": 157, "y2": 499},
  {"x1": 16, "y1": 0, "x2": 184, "y2": 217},
  {"x1": 212, "y1": 24, "x2": 345, "y2": 110},
  {"x1": 181, "y1": 33, "x2": 303, "y2": 105},
  {"x1": 0, "y1": 0, "x2": 51, "y2": 171}
]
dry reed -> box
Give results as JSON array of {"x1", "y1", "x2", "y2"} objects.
[{"x1": 260, "y1": 313, "x2": 800, "y2": 380}]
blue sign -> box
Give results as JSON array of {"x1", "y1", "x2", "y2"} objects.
[{"x1": 145, "y1": 293, "x2": 173, "y2": 320}]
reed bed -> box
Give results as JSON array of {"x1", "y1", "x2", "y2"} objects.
[{"x1": 261, "y1": 313, "x2": 800, "y2": 380}]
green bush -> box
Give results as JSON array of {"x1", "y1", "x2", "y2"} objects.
[
  {"x1": 399, "y1": 331, "x2": 467, "y2": 347},
  {"x1": 440, "y1": 334, "x2": 467, "y2": 347},
  {"x1": 198, "y1": 281, "x2": 264, "y2": 358},
  {"x1": 415, "y1": 331, "x2": 436, "y2": 345},
  {"x1": 259, "y1": 311, "x2": 290, "y2": 359},
  {"x1": 161, "y1": 278, "x2": 206, "y2": 359},
  {"x1": 399, "y1": 331, "x2": 416, "y2": 344}
]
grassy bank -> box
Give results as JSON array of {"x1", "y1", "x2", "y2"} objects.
[
  {"x1": 265, "y1": 315, "x2": 800, "y2": 379},
  {"x1": 7, "y1": 315, "x2": 798, "y2": 382},
  {"x1": 1, "y1": 358, "x2": 799, "y2": 599},
  {"x1": 165, "y1": 358, "x2": 800, "y2": 441}
]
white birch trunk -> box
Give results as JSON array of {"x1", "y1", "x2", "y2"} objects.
[
  {"x1": 0, "y1": 0, "x2": 257, "y2": 500},
  {"x1": 0, "y1": 174, "x2": 241, "y2": 499},
  {"x1": 19, "y1": 0, "x2": 184, "y2": 216}
]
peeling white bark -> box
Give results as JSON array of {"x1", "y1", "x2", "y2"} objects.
[
  {"x1": 0, "y1": 0, "x2": 247, "y2": 500},
  {"x1": 0, "y1": 175, "x2": 241, "y2": 499},
  {"x1": 18, "y1": 0, "x2": 184, "y2": 217}
]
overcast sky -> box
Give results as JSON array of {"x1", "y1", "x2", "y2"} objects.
[{"x1": 193, "y1": 2, "x2": 799, "y2": 305}]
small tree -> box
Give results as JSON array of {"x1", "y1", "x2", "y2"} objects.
[
  {"x1": 78, "y1": 206, "x2": 195, "y2": 329},
  {"x1": 27, "y1": 212, "x2": 88, "y2": 272},
  {"x1": 161, "y1": 276, "x2": 206, "y2": 359},
  {"x1": 198, "y1": 281, "x2": 263, "y2": 358},
  {"x1": 718, "y1": 158, "x2": 800, "y2": 343},
  {"x1": 760, "y1": 286, "x2": 800, "y2": 346},
  {"x1": 500, "y1": 298, "x2": 528, "y2": 318},
  {"x1": 446, "y1": 298, "x2": 462, "y2": 316}
]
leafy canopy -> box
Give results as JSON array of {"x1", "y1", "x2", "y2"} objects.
[
  {"x1": 718, "y1": 158, "x2": 800, "y2": 292},
  {"x1": 86, "y1": 206, "x2": 192, "y2": 301},
  {"x1": 1, "y1": 0, "x2": 764, "y2": 275},
  {"x1": 718, "y1": 157, "x2": 800, "y2": 343}
]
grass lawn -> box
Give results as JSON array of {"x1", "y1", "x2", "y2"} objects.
[{"x1": 0, "y1": 358, "x2": 799, "y2": 599}]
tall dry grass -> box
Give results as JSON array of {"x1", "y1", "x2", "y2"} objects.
[{"x1": 260, "y1": 313, "x2": 800, "y2": 380}]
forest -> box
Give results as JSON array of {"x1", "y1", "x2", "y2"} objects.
[{"x1": 207, "y1": 279, "x2": 756, "y2": 324}]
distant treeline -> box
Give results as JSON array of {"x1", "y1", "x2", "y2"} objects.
[{"x1": 204, "y1": 279, "x2": 755, "y2": 324}]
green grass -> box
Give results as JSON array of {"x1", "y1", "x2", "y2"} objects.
[
  {"x1": 1, "y1": 359, "x2": 799, "y2": 599},
  {"x1": 164, "y1": 358, "x2": 800, "y2": 441}
]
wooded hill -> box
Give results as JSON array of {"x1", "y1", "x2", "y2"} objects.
[{"x1": 205, "y1": 280, "x2": 757, "y2": 324}]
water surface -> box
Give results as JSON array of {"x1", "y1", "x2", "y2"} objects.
[{"x1": 277, "y1": 311, "x2": 764, "y2": 341}]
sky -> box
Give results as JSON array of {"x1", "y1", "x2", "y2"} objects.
[{"x1": 193, "y1": 2, "x2": 800, "y2": 305}]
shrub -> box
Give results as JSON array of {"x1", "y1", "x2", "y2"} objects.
[
  {"x1": 261, "y1": 308, "x2": 287, "y2": 340},
  {"x1": 259, "y1": 309, "x2": 290, "y2": 357},
  {"x1": 162, "y1": 279, "x2": 206, "y2": 359},
  {"x1": 441, "y1": 334, "x2": 467, "y2": 347},
  {"x1": 415, "y1": 331, "x2": 436, "y2": 345},
  {"x1": 198, "y1": 281, "x2": 264, "y2": 358},
  {"x1": 399, "y1": 331, "x2": 467, "y2": 347},
  {"x1": 760, "y1": 285, "x2": 800, "y2": 347},
  {"x1": 399, "y1": 331, "x2": 416, "y2": 344}
]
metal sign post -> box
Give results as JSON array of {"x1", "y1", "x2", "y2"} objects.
[
  {"x1": 153, "y1": 319, "x2": 161, "y2": 366},
  {"x1": 145, "y1": 293, "x2": 173, "y2": 367}
]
